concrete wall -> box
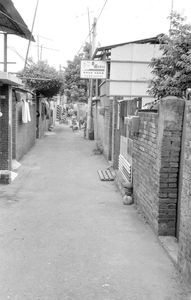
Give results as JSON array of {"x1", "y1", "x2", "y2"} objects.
[
  {"x1": 93, "y1": 101, "x2": 104, "y2": 152},
  {"x1": 16, "y1": 100, "x2": 36, "y2": 161},
  {"x1": 11, "y1": 90, "x2": 37, "y2": 161},
  {"x1": 95, "y1": 96, "x2": 112, "y2": 160},
  {"x1": 93, "y1": 78, "x2": 113, "y2": 160},
  {"x1": 111, "y1": 98, "x2": 120, "y2": 169},
  {"x1": 133, "y1": 97, "x2": 184, "y2": 236},
  {"x1": 103, "y1": 103, "x2": 112, "y2": 160},
  {"x1": 0, "y1": 85, "x2": 12, "y2": 183},
  {"x1": 178, "y1": 100, "x2": 191, "y2": 284},
  {"x1": 36, "y1": 97, "x2": 51, "y2": 139},
  {"x1": 12, "y1": 91, "x2": 17, "y2": 160}
]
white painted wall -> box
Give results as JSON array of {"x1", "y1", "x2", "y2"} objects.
[
  {"x1": 109, "y1": 43, "x2": 162, "y2": 102},
  {"x1": 111, "y1": 43, "x2": 161, "y2": 61}
]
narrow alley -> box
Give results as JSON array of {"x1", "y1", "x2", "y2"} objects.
[{"x1": 0, "y1": 125, "x2": 190, "y2": 300}]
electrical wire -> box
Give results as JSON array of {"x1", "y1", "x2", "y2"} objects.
[
  {"x1": 97, "y1": 0, "x2": 108, "y2": 21},
  {"x1": 76, "y1": 0, "x2": 109, "y2": 55},
  {"x1": 24, "y1": 0, "x2": 40, "y2": 69}
]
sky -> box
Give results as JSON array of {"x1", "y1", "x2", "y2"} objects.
[{"x1": 0, "y1": 0, "x2": 191, "y2": 72}]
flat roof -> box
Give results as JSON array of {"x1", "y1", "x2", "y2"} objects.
[
  {"x1": 93, "y1": 34, "x2": 163, "y2": 59},
  {"x1": 0, "y1": 71, "x2": 22, "y2": 85}
]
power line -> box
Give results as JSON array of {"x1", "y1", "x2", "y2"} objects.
[
  {"x1": 34, "y1": 34, "x2": 53, "y2": 41},
  {"x1": 31, "y1": 44, "x2": 60, "y2": 51},
  {"x1": 24, "y1": 0, "x2": 40, "y2": 69},
  {"x1": 97, "y1": 0, "x2": 108, "y2": 21},
  {"x1": 76, "y1": 0, "x2": 109, "y2": 55}
]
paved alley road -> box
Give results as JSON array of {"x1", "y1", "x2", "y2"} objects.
[{"x1": 0, "y1": 125, "x2": 190, "y2": 300}]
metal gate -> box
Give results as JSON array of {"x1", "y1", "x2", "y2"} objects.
[{"x1": 119, "y1": 136, "x2": 133, "y2": 183}]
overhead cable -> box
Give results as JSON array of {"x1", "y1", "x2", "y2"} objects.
[{"x1": 76, "y1": 0, "x2": 109, "y2": 55}]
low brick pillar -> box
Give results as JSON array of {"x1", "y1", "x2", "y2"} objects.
[{"x1": 0, "y1": 84, "x2": 12, "y2": 184}]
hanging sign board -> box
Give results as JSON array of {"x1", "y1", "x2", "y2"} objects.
[{"x1": 80, "y1": 60, "x2": 106, "y2": 79}]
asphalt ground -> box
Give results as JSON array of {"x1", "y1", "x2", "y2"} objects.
[{"x1": 0, "y1": 124, "x2": 190, "y2": 300}]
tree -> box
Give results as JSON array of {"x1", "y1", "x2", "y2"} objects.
[
  {"x1": 19, "y1": 60, "x2": 64, "y2": 98},
  {"x1": 63, "y1": 42, "x2": 91, "y2": 103},
  {"x1": 148, "y1": 12, "x2": 191, "y2": 99}
]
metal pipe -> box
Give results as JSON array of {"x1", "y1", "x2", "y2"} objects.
[{"x1": 4, "y1": 33, "x2": 7, "y2": 72}]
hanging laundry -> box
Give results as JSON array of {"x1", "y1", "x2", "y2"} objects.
[
  {"x1": 45, "y1": 100, "x2": 50, "y2": 119},
  {"x1": 22, "y1": 99, "x2": 31, "y2": 123},
  {"x1": 26, "y1": 101, "x2": 31, "y2": 122},
  {"x1": 50, "y1": 100, "x2": 54, "y2": 111}
]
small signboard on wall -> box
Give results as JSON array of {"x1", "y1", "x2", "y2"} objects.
[{"x1": 80, "y1": 60, "x2": 106, "y2": 79}]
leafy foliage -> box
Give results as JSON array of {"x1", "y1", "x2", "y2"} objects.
[
  {"x1": 148, "y1": 12, "x2": 191, "y2": 99},
  {"x1": 19, "y1": 60, "x2": 64, "y2": 98},
  {"x1": 63, "y1": 42, "x2": 91, "y2": 103}
]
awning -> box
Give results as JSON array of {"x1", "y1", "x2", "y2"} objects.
[{"x1": 0, "y1": 0, "x2": 35, "y2": 41}]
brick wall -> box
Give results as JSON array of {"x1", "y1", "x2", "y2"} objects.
[
  {"x1": 133, "y1": 111, "x2": 159, "y2": 232},
  {"x1": 177, "y1": 100, "x2": 191, "y2": 284},
  {"x1": 133, "y1": 97, "x2": 184, "y2": 236}
]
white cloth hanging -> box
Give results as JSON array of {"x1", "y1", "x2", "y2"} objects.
[
  {"x1": 22, "y1": 100, "x2": 31, "y2": 123},
  {"x1": 26, "y1": 101, "x2": 31, "y2": 122}
]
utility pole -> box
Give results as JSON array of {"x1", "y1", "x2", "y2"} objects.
[
  {"x1": 87, "y1": 8, "x2": 92, "y2": 46},
  {"x1": 37, "y1": 34, "x2": 40, "y2": 61},
  {"x1": 92, "y1": 17, "x2": 97, "y2": 55},
  {"x1": 169, "y1": 0, "x2": 174, "y2": 31},
  {"x1": 40, "y1": 44, "x2": 43, "y2": 60},
  {"x1": 86, "y1": 17, "x2": 97, "y2": 139}
]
